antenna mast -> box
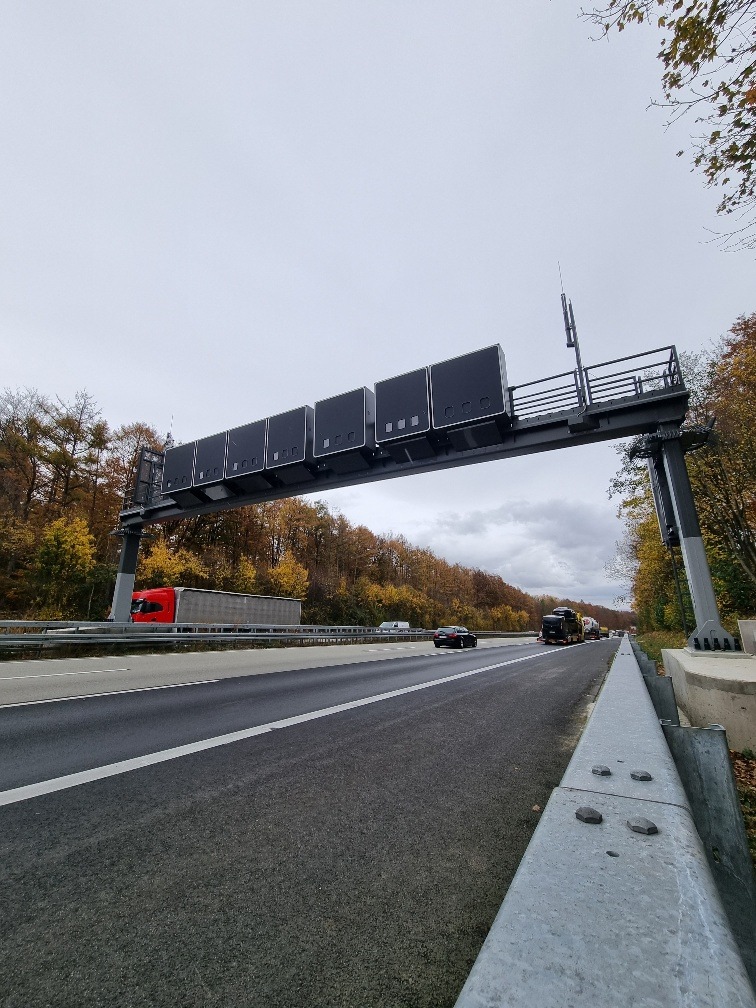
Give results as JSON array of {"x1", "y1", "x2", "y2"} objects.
[{"x1": 559, "y1": 267, "x2": 588, "y2": 407}]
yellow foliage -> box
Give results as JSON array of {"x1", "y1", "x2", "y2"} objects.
[
  {"x1": 268, "y1": 550, "x2": 309, "y2": 599},
  {"x1": 33, "y1": 516, "x2": 96, "y2": 615},
  {"x1": 230, "y1": 555, "x2": 258, "y2": 594},
  {"x1": 138, "y1": 539, "x2": 207, "y2": 588}
]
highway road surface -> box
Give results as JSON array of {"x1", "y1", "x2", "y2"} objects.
[{"x1": 1, "y1": 637, "x2": 618, "y2": 1008}]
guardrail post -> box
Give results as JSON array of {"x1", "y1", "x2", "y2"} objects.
[{"x1": 110, "y1": 526, "x2": 143, "y2": 622}]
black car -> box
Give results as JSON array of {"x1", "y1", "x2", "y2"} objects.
[{"x1": 433, "y1": 626, "x2": 477, "y2": 648}]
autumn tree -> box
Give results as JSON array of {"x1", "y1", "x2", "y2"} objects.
[
  {"x1": 41, "y1": 391, "x2": 109, "y2": 513},
  {"x1": 137, "y1": 536, "x2": 208, "y2": 589},
  {"x1": 267, "y1": 549, "x2": 309, "y2": 600},
  {"x1": 32, "y1": 516, "x2": 96, "y2": 617},
  {"x1": 0, "y1": 386, "x2": 631, "y2": 626},
  {"x1": 684, "y1": 315, "x2": 756, "y2": 586},
  {"x1": 228, "y1": 556, "x2": 258, "y2": 594},
  {"x1": 0, "y1": 388, "x2": 48, "y2": 522},
  {"x1": 607, "y1": 315, "x2": 756, "y2": 632},
  {"x1": 0, "y1": 515, "x2": 37, "y2": 615},
  {"x1": 583, "y1": 0, "x2": 756, "y2": 247}
]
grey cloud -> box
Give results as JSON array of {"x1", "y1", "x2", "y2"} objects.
[
  {"x1": 407, "y1": 498, "x2": 628, "y2": 606},
  {"x1": 1, "y1": 5, "x2": 737, "y2": 615},
  {"x1": 430, "y1": 499, "x2": 616, "y2": 549}
]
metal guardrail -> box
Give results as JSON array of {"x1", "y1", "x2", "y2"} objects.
[
  {"x1": 454, "y1": 638, "x2": 756, "y2": 1007},
  {"x1": 0, "y1": 621, "x2": 536, "y2": 650}
]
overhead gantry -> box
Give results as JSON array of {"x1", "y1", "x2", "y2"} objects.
[{"x1": 113, "y1": 343, "x2": 736, "y2": 651}]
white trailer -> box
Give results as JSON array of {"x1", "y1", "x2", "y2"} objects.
[{"x1": 173, "y1": 588, "x2": 301, "y2": 625}]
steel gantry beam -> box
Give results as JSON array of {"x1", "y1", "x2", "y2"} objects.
[
  {"x1": 120, "y1": 343, "x2": 689, "y2": 525},
  {"x1": 119, "y1": 391, "x2": 689, "y2": 527}
]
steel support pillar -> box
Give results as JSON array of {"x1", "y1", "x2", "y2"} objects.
[
  {"x1": 658, "y1": 426, "x2": 737, "y2": 651},
  {"x1": 110, "y1": 526, "x2": 143, "y2": 623}
]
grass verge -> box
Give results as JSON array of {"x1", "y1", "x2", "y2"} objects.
[{"x1": 635, "y1": 630, "x2": 687, "y2": 669}]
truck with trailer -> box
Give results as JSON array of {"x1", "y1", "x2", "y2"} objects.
[
  {"x1": 130, "y1": 587, "x2": 302, "y2": 626},
  {"x1": 539, "y1": 606, "x2": 584, "y2": 645},
  {"x1": 581, "y1": 616, "x2": 601, "y2": 641}
]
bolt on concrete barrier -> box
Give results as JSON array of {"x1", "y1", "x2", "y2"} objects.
[
  {"x1": 576, "y1": 806, "x2": 603, "y2": 824},
  {"x1": 627, "y1": 817, "x2": 659, "y2": 835}
]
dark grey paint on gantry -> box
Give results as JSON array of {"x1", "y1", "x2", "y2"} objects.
[
  {"x1": 374, "y1": 367, "x2": 437, "y2": 463},
  {"x1": 313, "y1": 387, "x2": 376, "y2": 474},
  {"x1": 430, "y1": 345, "x2": 511, "y2": 452},
  {"x1": 133, "y1": 344, "x2": 686, "y2": 529},
  {"x1": 266, "y1": 406, "x2": 315, "y2": 485},
  {"x1": 375, "y1": 367, "x2": 431, "y2": 441},
  {"x1": 160, "y1": 441, "x2": 200, "y2": 506},
  {"x1": 430, "y1": 345, "x2": 508, "y2": 428},
  {"x1": 224, "y1": 420, "x2": 269, "y2": 492},
  {"x1": 193, "y1": 432, "x2": 227, "y2": 487}
]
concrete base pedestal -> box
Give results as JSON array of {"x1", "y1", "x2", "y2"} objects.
[{"x1": 661, "y1": 648, "x2": 756, "y2": 752}]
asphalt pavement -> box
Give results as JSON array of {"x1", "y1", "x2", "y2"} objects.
[{"x1": 0, "y1": 638, "x2": 618, "y2": 1008}]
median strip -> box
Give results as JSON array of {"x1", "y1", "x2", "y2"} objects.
[{"x1": 0, "y1": 650, "x2": 554, "y2": 806}]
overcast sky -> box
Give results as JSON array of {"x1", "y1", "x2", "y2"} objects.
[{"x1": 1, "y1": 3, "x2": 752, "y2": 608}]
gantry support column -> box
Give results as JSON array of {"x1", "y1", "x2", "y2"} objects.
[
  {"x1": 657, "y1": 425, "x2": 737, "y2": 651},
  {"x1": 110, "y1": 525, "x2": 144, "y2": 623}
]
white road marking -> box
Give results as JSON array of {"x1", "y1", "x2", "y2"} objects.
[
  {"x1": 365, "y1": 646, "x2": 417, "y2": 652},
  {"x1": 0, "y1": 679, "x2": 221, "y2": 710},
  {"x1": 0, "y1": 669, "x2": 129, "y2": 681},
  {"x1": 0, "y1": 650, "x2": 555, "y2": 806}
]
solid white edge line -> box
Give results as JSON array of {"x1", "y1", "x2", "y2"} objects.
[
  {"x1": 0, "y1": 679, "x2": 221, "y2": 709},
  {"x1": 0, "y1": 650, "x2": 557, "y2": 806}
]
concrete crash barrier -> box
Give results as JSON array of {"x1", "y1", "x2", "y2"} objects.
[{"x1": 454, "y1": 639, "x2": 756, "y2": 1008}]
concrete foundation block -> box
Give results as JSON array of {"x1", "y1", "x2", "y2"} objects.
[{"x1": 661, "y1": 648, "x2": 756, "y2": 752}]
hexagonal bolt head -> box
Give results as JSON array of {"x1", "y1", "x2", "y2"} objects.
[
  {"x1": 576, "y1": 806, "x2": 603, "y2": 824},
  {"x1": 630, "y1": 770, "x2": 653, "y2": 781},
  {"x1": 591, "y1": 765, "x2": 612, "y2": 776},
  {"x1": 627, "y1": 817, "x2": 658, "y2": 835}
]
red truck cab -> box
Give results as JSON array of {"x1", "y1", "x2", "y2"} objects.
[{"x1": 130, "y1": 587, "x2": 176, "y2": 622}]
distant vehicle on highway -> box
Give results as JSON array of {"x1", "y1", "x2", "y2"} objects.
[
  {"x1": 539, "y1": 607, "x2": 583, "y2": 645},
  {"x1": 377, "y1": 621, "x2": 411, "y2": 632},
  {"x1": 582, "y1": 616, "x2": 601, "y2": 641},
  {"x1": 433, "y1": 626, "x2": 477, "y2": 649}
]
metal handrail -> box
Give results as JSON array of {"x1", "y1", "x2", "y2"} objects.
[
  {"x1": 507, "y1": 345, "x2": 684, "y2": 421},
  {"x1": 582, "y1": 344, "x2": 683, "y2": 373}
]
